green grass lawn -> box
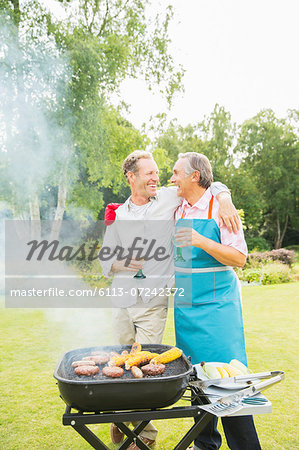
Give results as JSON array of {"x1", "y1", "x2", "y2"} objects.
[{"x1": 1, "y1": 283, "x2": 298, "y2": 449}]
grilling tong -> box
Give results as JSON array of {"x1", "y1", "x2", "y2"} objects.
[{"x1": 190, "y1": 370, "x2": 285, "y2": 417}]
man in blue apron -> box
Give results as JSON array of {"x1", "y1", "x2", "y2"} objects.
[{"x1": 170, "y1": 152, "x2": 261, "y2": 450}]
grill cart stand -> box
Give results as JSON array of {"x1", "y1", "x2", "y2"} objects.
[
  {"x1": 61, "y1": 385, "x2": 272, "y2": 450},
  {"x1": 62, "y1": 403, "x2": 212, "y2": 450}
]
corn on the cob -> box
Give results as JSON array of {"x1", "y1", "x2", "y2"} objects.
[
  {"x1": 125, "y1": 351, "x2": 158, "y2": 370},
  {"x1": 130, "y1": 342, "x2": 142, "y2": 354},
  {"x1": 108, "y1": 353, "x2": 131, "y2": 367},
  {"x1": 150, "y1": 347, "x2": 182, "y2": 365}
]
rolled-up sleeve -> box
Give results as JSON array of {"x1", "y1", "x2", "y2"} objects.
[
  {"x1": 210, "y1": 181, "x2": 230, "y2": 197},
  {"x1": 220, "y1": 220, "x2": 248, "y2": 257}
]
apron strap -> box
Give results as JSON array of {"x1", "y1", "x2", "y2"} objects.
[{"x1": 208, "y1": 196, "x2": 214, "y2": 219}]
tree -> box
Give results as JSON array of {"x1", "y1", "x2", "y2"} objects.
[
  {"x1": 236, "y1": 109, "x2": 299, "y2": 248},
  {"x1": 0, "y1": 0, "x2": 184, "y2": 236},
  {"x1": 155, "y1": 104, "x2": 236, "y2": 186},
  {"x1": 194, "y1": 104, "x2": 236, "y2": 185}
]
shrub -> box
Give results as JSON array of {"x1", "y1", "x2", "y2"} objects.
[
  {"x1": 247, "y1": 248, "x2": 296, "y2": 267},
  {"x1": 238, "y1": 262, "x2": 294, "y2": 285},
  {"x1": 240, "y1": 268, "x2": 263, "y2": 284},
  {"x1": 262, "y1": 263, "x2": 293, "y2": 285}
]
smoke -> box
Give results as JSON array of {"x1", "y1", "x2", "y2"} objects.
[
  {"x1": 0, "y1": 203, "x2": 11, "y2": 294},
  {"x1": 46, "y1": 308, "x2": 113, "y2": 351},
  {"x1": 0, "y1": 11, "x2": 114, "y2": 345},
  {"x1": 0, "y1": 12, "x2": 74, "y2": 215}
]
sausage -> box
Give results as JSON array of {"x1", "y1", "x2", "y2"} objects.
[
  {"x1": 72, "y1": 360, "x2": 96, "y2": 368},
  {"x1": 131, "y1": 366, "x2": 143, "y2": 378},
  {"x1": 102, "y1": 366, "x2": 124, "y2": 378},
  {"x1": 74, "y1": 365, "x2": 100, "y2": 376},
  {"x1": 141, "y1": 363, "x2": 166, "y2": 376},
  {"x1": 109, "y1": 351, "x2": 120, "y2": 358}
]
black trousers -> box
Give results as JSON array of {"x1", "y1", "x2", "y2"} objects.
[{"x1": 193, "y1": 409, "x2": 262, "y2": 450}]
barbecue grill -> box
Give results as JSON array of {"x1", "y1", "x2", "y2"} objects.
[
  {"x1": 54, "y1": 344, "x2": 193, "y2": 412},
  {"x1": 54, "y1": 344, "x2": 283, "y2": 449}
]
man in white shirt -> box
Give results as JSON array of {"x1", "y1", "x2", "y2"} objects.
[{"x1": 100, "y1": 150, "x2": 239, "y2": 449}]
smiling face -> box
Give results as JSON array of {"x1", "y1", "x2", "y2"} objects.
[
  {"x1": 170, "y1": 158, "x2": 194, "y2": 198},
  {"x1": 128, "y1": 157, "x2": 159, "y2": 199}
]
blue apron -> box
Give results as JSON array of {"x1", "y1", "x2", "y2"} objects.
[{"x1": 174, "y1": 197, "x2": 247, "y2": 366}]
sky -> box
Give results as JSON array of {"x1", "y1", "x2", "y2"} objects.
[
  {"x1": 35, "y1": 0, "x2": 299, "y2": 130},
  {"x1": 113, "y1": 0, "x2": 299, "y2": 129}
]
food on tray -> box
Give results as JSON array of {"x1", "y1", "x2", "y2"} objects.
[
  {"x1": 110, "y1": 351, "x2": 120, "y2": 358},
  {"x1": 150, "y1": 347, "x2": 182, "y2": 365},
  {"x1": 74, "y1": 365, "x2": 100, "y2": 376},
  {"x1": 200, "y1": 362, "x2": 220, "y2": 379},
  {"x1": 141, "y1": 363, "x2": 166, "y2": 376},
  {"x1": 102, "y1": 366, "x2": 124, "y2": 378},
  {"x1": 230, "y1": 359, "x2": 251, "y2": 375},
  {"x1": 130, "y1": 342, "x2": 142, "y2": 354},
  {"x1": 200, "y1": 359, "x2": 250, "y2": 379},
  {"x1": 131, "y1": 366, "x2": 143, "y2": 378},
  {"x1": 125, "y1": 351, "x2": 159, "y2": 370},
  {"x1": 216, "y1": 366, "x2": 230, "y2": 378},
  {"x1": 222, "y1": 363, "x2": 242, "y2": 377},
  {"x1": 72, "y1": 360, "x2": 96, "y2": 368},
  {"x1": 121, "y1": 350, "x2": 129, "y2": 355}
]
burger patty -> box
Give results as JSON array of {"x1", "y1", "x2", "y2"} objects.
[
  {"x1": 102, "y1": 366, "x2": 124, "y2": 378},
  {"x1": 141, "y1": 363, "x2": 166, "y2": 376}
]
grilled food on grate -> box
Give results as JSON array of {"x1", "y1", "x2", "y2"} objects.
[
  {"x1": 72, "y1": 360, "x2": 96, "y2": 368},
  {"x1": 125, "y1": 351, "x2": 159, "y2": 370},
  {"x1": 131, "y1": 366, "x2": 143, "y2": 378},
  {"x1": 74, "y1": 365, "x2": 100, "y2": 376},
  {"x1": 141, "y1": 363, "x2": 165, "y2": 376},
  {"x1": 130, "y1": 342, "x2": 142, "y2": 354},
  {"x1": 108, "y1": 353, "x2": 131, "y2": 367},
  {"x1": 151, "y1": 347, "x2": 182, "y2": 365}
]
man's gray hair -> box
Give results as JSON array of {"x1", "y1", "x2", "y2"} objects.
[
  {"x1": 178, "y1": 152, "x2": 213, "y2": 188},
  {"x1": 122, "y1": 150, "x2": 153, "y2": 180}
]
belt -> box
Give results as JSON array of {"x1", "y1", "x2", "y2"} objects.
[{"x1": 174, "y1": 266, "x2": 233, "y2": 273}]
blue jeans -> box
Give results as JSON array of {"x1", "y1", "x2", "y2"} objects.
[{"x1": 193, "y1": 414, "x2": 262, "y2": 450}]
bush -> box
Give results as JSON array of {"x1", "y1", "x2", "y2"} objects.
[
  {"x1": 240, "y1": 268, "x2": 263, "y2": 284},
  {"x1": 262, "y1": 263, "x2": 293, "y2": 285},
  {"x1": 247, "y1": 248, "x2": 296, "y2": 267},
  {"x1": 238, "y1": 262, "x2": 294, "y2": 285}
]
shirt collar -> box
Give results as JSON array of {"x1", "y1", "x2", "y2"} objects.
[
  {"x1": 182, "y1": 187, "x2": 212, "y2": 211},
  {"x1": 124, "y1": 195, "x2": 156, "y2": 212}
]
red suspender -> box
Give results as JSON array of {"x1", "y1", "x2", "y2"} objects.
[
  {"x1": 181, "y1": 205, "x2": 187, "y2": 219},
  {"x1": 208, "y1": 196, "x2": 214, "y2": 219}
]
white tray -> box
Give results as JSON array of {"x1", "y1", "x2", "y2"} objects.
[{"x1": 195, "y1": 362, "x2": 250, "y2": 389}]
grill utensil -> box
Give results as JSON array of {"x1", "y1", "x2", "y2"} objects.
[
  {"x1": 196, "y1": 371, "x2": 284, "y2": 417},
  {"x1": 194, "y1": 370, "x2": 283, "y2": 389}
]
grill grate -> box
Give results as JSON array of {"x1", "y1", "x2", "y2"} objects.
[{"x1": 58, "y1": 344, "x2": 191, "y2": 383}]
